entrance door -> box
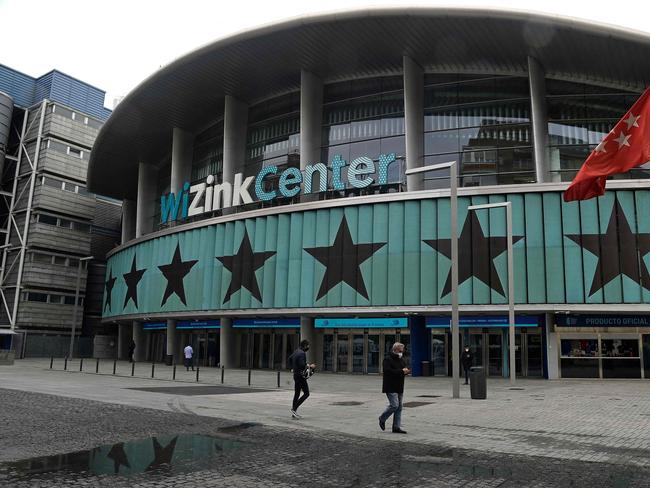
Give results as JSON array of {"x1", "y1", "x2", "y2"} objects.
[
  {"x1": 431, "y1": 333, "x2": 447, "y2": 376},
  {"x1": 526, "y1": 333, "x2": 543, "y2": 377},
  {"x1": 261, "y1": 334, "x2": 271, "y2": 369},
  {"x1": 273, "y1": 334, "x2": 283, "y2": 370},
  {"x1": 367, "y1": 334, "x2": 380, "y2": 374},
  {"x1": 337, "y1": 334, "x2": 349, "y2": 372},
  {"x1": 323, "y1": 334, "x2": 334, "y2": 371},
  {"x1": 488, "y1": 333, "x2": 503, "y2": 376},
  {"x1": 352, "y1": 334, "x2": 364, "y2": 373},
  {"x1": 468, "y1": 333, "x2": 483, "y2": 368}
]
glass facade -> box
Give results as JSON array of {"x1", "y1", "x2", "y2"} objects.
[
  {"x1": 191, "y1": 121, "x2": 223, "y2": 184},
  {"x1": 321, "y1": 77, "x2": 405, "y2": 195},
  {"x1": 546, "y1": 80, "x2": 646, "y2": 181},
  {"x1": 244, "y1": 92, "x2": 300, "y2": 207},
  {"x1": 423, "y1": 75, "x2": 534, "y2": 188}
]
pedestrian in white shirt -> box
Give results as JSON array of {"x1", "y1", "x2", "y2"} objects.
[{"x1": 183, "y1": 344, "x2": 194, "y2": 371}]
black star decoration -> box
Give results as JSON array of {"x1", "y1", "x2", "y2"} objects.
[
  {"x1": 424, "y1": 211, "x2": 524, "y2": 298},
  {"x1": 146, "y1": 436, "x2": 178, "y2": 471},
  {"x1": 565, "y1": 198, "x2": 650, "y2": 296},
  {"x1": 216, "y1": 229, "x2": 276, "y2": 304},
  {"x1": 106, "y1": 442, "x2": 131, "y2": 474},
  {"x1": 158, "y1": 244, "x2": 198, "y2": 307},
  {"x1": 304, "y1": 216, "x2": 385, "y2": 301},
  {"x1": 104, "y1": 269, "x2": 116, "y2": 311},
  {"x1": 123, "y1": 255, "x2": 146, "y2": 309}
]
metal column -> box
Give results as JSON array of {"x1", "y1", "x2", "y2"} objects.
[
  {"x1": 528, "y1": 56, "x2": 553, "y2": 183},
  {"x1": 403, "y1": 56, "x2": 424, "y2": 191}
]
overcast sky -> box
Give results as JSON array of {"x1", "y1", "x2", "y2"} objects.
[{"x1": 1, "y1": 0, "x2": 649, "y2": 108}]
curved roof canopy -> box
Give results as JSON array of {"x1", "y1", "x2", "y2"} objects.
[{"x1": 88, "y1": 7, "x2": 650, "y2": 199}]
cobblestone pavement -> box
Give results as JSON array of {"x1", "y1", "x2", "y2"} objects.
[{"x1": 0, "y1": 388, "x2": 648, "y2": 487}]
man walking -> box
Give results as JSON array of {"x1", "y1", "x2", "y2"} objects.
[
  {"x1": 183, "y1": 344, "x2": 194, "y2": 371},
  {"x1": 288, "y1": 340, "x2": 316, "y2": 419},
  {"x1": 379, "y1": 342, "x2": 409, "y2": 434},
  {"x1": 461, "y1": 345, "x2": 474, "y2": 385},
  {"x1": 128, "y1": 340, "x2": 136, "y2": 363}
]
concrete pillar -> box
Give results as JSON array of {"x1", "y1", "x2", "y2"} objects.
[
  {"x1": 219, "y1": 317, "x2": 236, "y2": 368},
  {"x1": 135, "y1": 162, "x2": 158, "y2": 237},
  {"x1": 117, "y1": 322, "x2": 132, "y2": 359},
  {"x1": 544, "y1": 313, "x2": 559, "y2": 379},
  {"x1": 132, "y1": 321, "x2": 145, "y2": 362},
  {"x1": 223, "y1": 96, "x2": 248, "y2": 183},
  {"x1": 403, "y1": 55, "x2": 424, "y2": 191},
  {"x1": 300, "y1": 71, "x2": 324, "y2": 202},
  {"x1": 171, "y1": 127, "x2": 194, "y2": 194},
  {"x1": 300, "y1": 316, "x2": 316, "y2": 364},
  {"x1": 166, "y1": 319, "x2": 177, "y2": 365},
  {"x1": 121, "y1": 199, "x2": 136, "y2": 244},
  {"x1": 528, "y1": 56, "x2": 553, "y2": 183}
]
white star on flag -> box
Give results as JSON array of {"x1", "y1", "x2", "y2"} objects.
[
  {"x1": 614, "y1": 131, "x2": 631, "y2": 148},
  {"x1": 594, "y1": 139, "x2": 607, "y2": 153},
  {"x1": 624, "y1": 113, "x2": 641, "y2": 130}
]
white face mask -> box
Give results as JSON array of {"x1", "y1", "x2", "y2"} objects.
[{"x1": 397, "y1": 352, "x2": 403, "y2": 358}]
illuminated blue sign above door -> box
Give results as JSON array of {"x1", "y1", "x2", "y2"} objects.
[
  {"x1": 426, "y1": 315, "x2": 540, "y2": 328},
  {"x1": 315, "y1": 317, "x2": 407, "y2": 328}
]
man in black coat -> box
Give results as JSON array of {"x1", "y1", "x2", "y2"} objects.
[
  {"x1": 288, "y1": 340, "x2": 316, "y2": 419},
  {"x1": 378, "y1": 342, "x2": 410, "y2": 434},
  {"x1": 461, "y1": 346, "x2": 474, "y2": 385}
]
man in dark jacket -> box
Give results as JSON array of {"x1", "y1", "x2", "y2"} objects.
[
  {"x1": 461, "y1": 346, "x2": 474, "y2": 385},
  {"x1": 379, "y1": 342, "x2": 410, "y2": 434},
  {"x1": 288, "y1": 340, "x2": 316, "y2": 419}
]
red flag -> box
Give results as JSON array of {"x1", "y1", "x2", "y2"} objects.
[{"x1": 563, "y1": 87, "x2": 650, "y2": 202}]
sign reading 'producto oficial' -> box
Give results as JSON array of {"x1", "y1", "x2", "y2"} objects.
[{"x1": 160, "y1": 153, "x2": 398, "y2": 224}]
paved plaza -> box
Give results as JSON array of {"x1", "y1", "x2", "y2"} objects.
[{"x1": 1, "y1": 359, "x2": 650, "y2": 486}]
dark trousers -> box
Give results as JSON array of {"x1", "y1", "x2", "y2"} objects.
[
  {"x1": 292, "y1": 374, "x2": 310, "y2": 411},
  {"x1": 185, "y1": 357, "x2": 194, "y2": 371},
  {"x1": 463, "y1": 366, "x2": 470, "y2": 384}
]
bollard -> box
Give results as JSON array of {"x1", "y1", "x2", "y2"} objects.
[
  {"x1": 112, "y1": 359, "x2": 117, "y2": 375},
  {"x1": 173, "y1": 363, "x2": 176, "y2": 380},
  {"x1": 96, "y1": 358, "x2": 100, "y2": 374},
  {"x1": 277, "y1": 370, "x2": 280, "y2": 388},
  {"x1": 131, "y1": 362, "x2": 135, "y2": 377},
  {"x1": 151, "y1": 362, "x2": 155, "y2": 378},
  {"x1": 49, "y1": 357, "x2": 54, "y2": 369},
  {"x1": 64, "y1": 357, "x2": 68, "y2": 371},
  {"x1": 221, "y1": 366, "x2": 224, "y2": 384},
  {"x1": 79, "y1": 358, "x2": 84, "y2": 372},
  {"x1": 196, "y1": 367, "x2": 200, "y2": 382},
  {"x1": 248, "y1": 369, "x2": 251, "y2": 386}
]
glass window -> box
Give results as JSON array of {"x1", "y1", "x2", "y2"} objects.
[
  {"x1": 601, "y1": 339, "x2": 639, "y2": 357},
  {"x1": 27, "y1": 292, "x2": 47, "y2": 302},
  {"x1": 48, "y1": 294, "x2": 63, "y2": 304},
  {"x1": 53, "y1": 256, "x2": 67, "y2": 265},
  {"x1": 38, "y1": 214, "x2": 58, "y2": 226},
  {"x1": 561, "y1": 339, "x2": 599, "y2": 357},
  {"x1": 58, "y1": 218, "x2": 72, "y2": 229},
  {"x1": 33, "y1": 253, "x2": 53, "y2": 264},
  {"x1": 73, "y1": 222, "x2": 90, "y2": 233}
]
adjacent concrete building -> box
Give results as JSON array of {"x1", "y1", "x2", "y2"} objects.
[{"x1": 0, "y1": 64, "x2": 120, "y2": 357}]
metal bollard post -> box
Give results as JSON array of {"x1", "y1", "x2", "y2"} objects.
[
  {"x1": 64, "y1": 357, "x2": 68, "y2": 371},
  {"x1": 248, "y1": 369, "x2": 251, "y2": 386},
  {"x1": 221, "y1": 366, "x2": 224, "y2": 384},
  {"x1": 50, "y1": 357, "x2": 54, "y2": 369},
  {"x1": 277, "y1": 370, "x2": 280, "y2": 388},
  {"x1": 96, "y1": 358, "x2": 100, "y2": 374},
  {"x1": 112, "y1": 359, "x2": 117, "y2": 375},
  {"x1": 173, "y1": 362, "x2": 176, "y2": 380},
  {"x1": 151, "y1": 362, "x2": 155, "y2": 378},
  {"x1": 79, "y1": 358, "x2": 84, "y2": 372},
  {"x1": 131, "y1": 362, "x2": 135, "y2": 377},
  {"x1": 196, "y1": 367, "x2": 200, "y2": 382}
]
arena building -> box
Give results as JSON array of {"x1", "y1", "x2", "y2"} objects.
[{"x1": 89, "y1": 8, "x2": 650, "y2": 379}]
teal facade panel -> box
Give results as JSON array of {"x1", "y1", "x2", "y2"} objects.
[{"x1": 102, "y1": 190, "x2": 650, "y2": 318}]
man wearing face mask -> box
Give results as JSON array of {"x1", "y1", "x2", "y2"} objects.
[
  {"x1": 288, "y1": 340, "x2": 316, "y2": 419},
  {"x1": 378, "y1": 342, "x2": 409, "y2": 434}
]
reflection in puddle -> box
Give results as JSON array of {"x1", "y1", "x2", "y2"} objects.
[{"x1": 2, "y1": 434, "x2": 242, "y2": 480}]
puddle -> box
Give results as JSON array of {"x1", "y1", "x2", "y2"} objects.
[
  {"x1": 0, "y1": 433, "x2": 242, "y2": 481},
  {"x1": 330, "y1": 401, "x2": 365, "y2": 406}
]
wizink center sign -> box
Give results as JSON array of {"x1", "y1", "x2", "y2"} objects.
[{"x1": 160, "y1": 153, "x2": 397, "y2": 224}]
